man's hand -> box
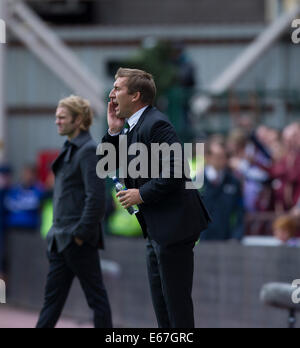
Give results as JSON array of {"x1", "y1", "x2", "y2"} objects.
[
  {"x1": 117, "y1": 189, "x2": 143, "y2": 209},
  {"x1": 74, "y1": 237, "x2": 84, "y2": 247},
  {"x1": 108, "y1": 100, "x2": 125, "y2": 134}
]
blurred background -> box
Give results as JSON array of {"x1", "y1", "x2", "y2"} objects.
[{"x1": 0, "y1": 0, "x2": 300, "y2": 328}]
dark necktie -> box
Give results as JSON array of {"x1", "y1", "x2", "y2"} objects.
[{"x1": 122, "y1": 122, "x2": 130, "y2": 135}]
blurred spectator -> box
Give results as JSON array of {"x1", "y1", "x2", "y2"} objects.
[
  {"x1": 171, "y1": 41, "x2": 196, "y2": 90},
  {"x1": 124, "y1": 40, "x2": 176, "y2": 101},
  {"x1": 252, "y1": 127, "x2": 283, "y2": 213},
  {"x1": 4, "y1": 164, "x2": 44, "y2": 232},
  {"x1": 169, "y1": 40, "x2": 196, "y2": 125},
  {"x1": 266, "y1": 123, "x2": 300, "y2": 212},
  {"x1": 273, "y1": 215, "x2": 300, "y2": 247},
  {"x1": 227, "y1": 129, "x2": 271, "y2": 212},
  {"x1": 291, "y1": 198, "x2": 300, "y2": 233},
  {"x1": 0, "y1": 165, "x2": 12, "y2": 277},
  {"x1": 291, "y1": 197, "x2": 300, "y2": 217},
  {"x1": 123, "y1": 39, "x2": 196, "y2": 140},
  {"x1": 200, "y1": 140, "x2": 244, "y2": 241},
  {"x1": 256, "y1": 125, "x2": 281, "y2": 156}
]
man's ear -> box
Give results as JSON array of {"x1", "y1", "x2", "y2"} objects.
[
  {"x1": 132, "y1": 92, "x2": 141, "y2": 103},
  {"x1": 75, "y1": 115, "x2": 83, "y2": 127}
]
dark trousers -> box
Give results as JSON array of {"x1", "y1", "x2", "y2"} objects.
[
  {"x1": 36, "y1": 241, "x2": 112, "y2": 328},
  {"x1": 146, "y1": 238, "x2": 196, "y2": 328},
  {"x1": 0, "y1": 228, "x2": 5, "y2": 274}
]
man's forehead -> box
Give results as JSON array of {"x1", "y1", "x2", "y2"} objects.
[
  {"x1": 114, "y1": 77, "x2": 128, "y2": 88},
  {"x1": 56, "y1": 106, "x2": 70, "y2": 116}
]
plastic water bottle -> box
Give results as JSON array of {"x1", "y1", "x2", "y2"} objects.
[{"x1": 112, "y1": 176, "x2": 139, "y2": 215}]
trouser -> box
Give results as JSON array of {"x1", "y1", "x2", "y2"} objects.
[
  {"x1": 36, "y1": 241, "x2": 112, "y2": 328},
  {"x1": 0, "y1": 228, "x2": 5, "y2": 274},
  {"x1": 146, "y1": 237, "x2": 196, "y2": 328}
]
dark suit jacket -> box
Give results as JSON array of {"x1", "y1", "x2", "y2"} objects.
[
  {"x1": 47, "y1": 131, "x2": 106, "y2": 253},
  {"x1": 101, "y1": 106, "x2": 211, "y2": 246}
]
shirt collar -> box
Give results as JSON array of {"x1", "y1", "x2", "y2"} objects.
[
  {"x1": 69, "y1": 131, "x2": 91, "y2": 148},
  {"x1": 126, "y1": 106, "x2": 149, "y2": 132}
]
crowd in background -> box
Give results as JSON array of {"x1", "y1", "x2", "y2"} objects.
[{"x1": 201, "y1": 121, "x2": 300, "y2": 244}]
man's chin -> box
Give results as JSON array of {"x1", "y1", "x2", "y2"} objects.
[
  {"x1": 58, "y1": 130, "x2": 67, "y2": 136},
  {"x1": 116, "y1": 112, "x2": 126, "y2": 119}
]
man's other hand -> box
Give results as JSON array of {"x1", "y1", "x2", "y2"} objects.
[{"x1": 117, "y1": 189, "x2": 143, "y2": 209}]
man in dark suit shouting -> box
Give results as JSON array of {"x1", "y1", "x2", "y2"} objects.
[
  {"x1": 101, "y1": 68, "x2": 211, "y2": 328},
  {"x1": 36, "y1": 96, "x2": 112, "y2": 328}
]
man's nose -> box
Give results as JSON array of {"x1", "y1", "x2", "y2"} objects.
[{"x1": 109, "y1": 89, "x2": 115, "y2": 99}]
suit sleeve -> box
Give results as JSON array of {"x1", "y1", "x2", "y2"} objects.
[
  {"x1": 73, "y1": 145, "x2": 106, "y2": 241},
  {"x1": 139, "y1": 120, "x2": 185, "y2": 204},
  {"x1": 102, "y1": 131, "x2": 120, "y2": 148}
]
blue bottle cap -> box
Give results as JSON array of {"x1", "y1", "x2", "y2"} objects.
[{"x1": 112, "y1": 176, "x2": 118, "y2": 183}]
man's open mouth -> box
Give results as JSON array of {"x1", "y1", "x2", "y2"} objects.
[{"x1": 113, "y1": 102, "x2": 119, "y2": 111}]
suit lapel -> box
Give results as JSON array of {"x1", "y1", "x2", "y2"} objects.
[
  {"x1": 51, "y1": 132, "x2": 91, "y2": 174},
  {"x1": 125, "y1": 106, "x2": 153, "y2": 188},
  {"x1": 132, "y1": 106, "x2": 153, "y2": 134},
  {"x1": 51, "y1": 147, "x2": 68, "y2": 173},
  {"x1": 128, "y1": 106, "x2": 153, "y2": 144}
]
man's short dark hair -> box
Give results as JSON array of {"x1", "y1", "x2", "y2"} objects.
[{"x1": 115, "y1": 68, "x2": 157, "y2": 106}]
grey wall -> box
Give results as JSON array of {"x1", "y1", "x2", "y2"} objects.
[
  {"x1": 96, "y1": 0, "x2": 266, "y2": 25},
  {"x1": 6, "y1": 232, "x2": 300, "y2": 328},
  {"x1": 8, "y1": 39, "x2": 300, "y2": 107}
]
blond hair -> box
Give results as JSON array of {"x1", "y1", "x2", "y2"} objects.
[
  {"x1": 58, "y1": 95, "x2": 93, "y2": 131},
  {"x1": 115, "y1": 68, "x2": 156, "y2": 105}
]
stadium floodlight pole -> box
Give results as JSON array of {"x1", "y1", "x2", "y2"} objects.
[
  {"x1": 12, "y1": 1, "x2": 104, "y2": 98},
  {"x1": 6, "y1": 0, "x2": 105, "y2": 117},
  {"x1": 192, "y1": 4, "x2": 300, "y2": 116},
  {"x1": 0, "y1": 0, "x2": 7, "y2": 163},
  {"x1": 7, "y1": 15, "x2": 101, "y2": 105}
]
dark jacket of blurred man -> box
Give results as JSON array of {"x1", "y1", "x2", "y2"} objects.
[
  {"x1": 36, "y1": 96, "x2": 112, "y2": 329},
  {"x1": 200, "y1": 141, "x2": 244, "y2": 241},
  {"x1": 100, "y1": 68, "x2": 211, "y2": 328}
]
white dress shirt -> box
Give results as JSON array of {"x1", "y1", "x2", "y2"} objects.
[{"x1": 126, "y1": 106, "x2": 148, "y2": 132}]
